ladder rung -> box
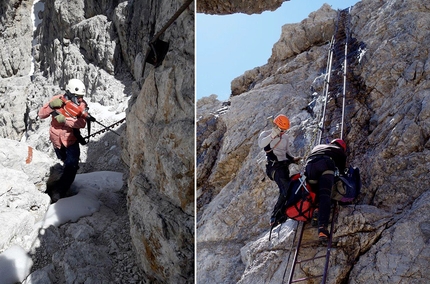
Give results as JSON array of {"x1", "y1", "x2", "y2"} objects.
[
  {"x1": 291, "y1": 274, "x2": 324, "y2": 283},
  {"x1": 323, "y1": 128, "x2": 343, "y2": 133},
  {"x1": 299, "y1": 242, "x2": 320, "y2": 248},
  {"x1": 328, "y1": 114, "x2": 344, "y2": 120},
  {"x1": 296, "y1": 254, "x2": 326, "y2": 264}
]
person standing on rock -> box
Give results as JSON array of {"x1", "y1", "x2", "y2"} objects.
[
  {"x1": 38, "y1": 79, "x2": 90, "y2": 202},
  {"x1": 258, "y1": 114, "x2": 301, "y2": 226},
  {"x1": 304, "y1": 139, "x2": 347, "y2": 242}
]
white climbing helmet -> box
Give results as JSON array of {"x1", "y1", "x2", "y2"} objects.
[{"x1": 66, "y1": 79, "x2": 86, "y2": 96}]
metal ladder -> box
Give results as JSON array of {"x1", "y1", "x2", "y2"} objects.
[
  {"x1": 285, "y1": 7, "x2": 352, "y2": 284},
  {"x1": 318, "y1": 7, "x2": 351, "y2": 143}
]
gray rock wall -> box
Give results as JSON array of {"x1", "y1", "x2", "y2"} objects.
[
  {"x1": 197, "y1": 0, "x2": 430, "y2": 283},
  {"x1": 0, "y1": 0, "x2": 33, "y2": 140},
  {"x1": 122, "y1": 0, "x2": 195, "y2": 281},
  {"x1": 1, "y1": 0, "x2": 194, "y2": 283},
  {"x1": 197, "y1": 0, "x2": 289, "y2": 15}
]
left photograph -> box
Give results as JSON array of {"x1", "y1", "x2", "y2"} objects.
[{"x1": 0, "y1": 0, "x2": 194, "y2": 283}]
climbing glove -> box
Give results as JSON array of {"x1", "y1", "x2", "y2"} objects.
[
  {"x1": 55, "y1": 114, "x2": 66, "y2": 123},
  {"x1": 270, "y1": 127, "x2": 281, "y2": 139},
  {"x1": 293, "y1": 157, "x2": 302, "y2": 164},
  {"x1": 86, "y1": 115, "x2": 96, "y2": 122},
  {"x1": 49, "y1": 98, "x2": 63, "y2": 109}
]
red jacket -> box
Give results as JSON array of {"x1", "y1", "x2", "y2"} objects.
[{"x1": 38, "y1": 94, "x2": 87, "y2": 149}]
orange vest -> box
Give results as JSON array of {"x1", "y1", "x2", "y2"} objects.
[{"x1": 38, "y1": 95, "x2": 87, "y2": 148}]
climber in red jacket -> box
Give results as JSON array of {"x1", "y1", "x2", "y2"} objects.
[{"x1": 38, "y1": 79, "x2": 88, "y2": 202}]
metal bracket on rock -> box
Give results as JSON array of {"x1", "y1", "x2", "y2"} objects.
[
  {"x1": 144, "y1": 0, "x2": 193, "y2": 67},
  {"x1": 145, "y1": 39, "x2": 170, "y2": 67}
]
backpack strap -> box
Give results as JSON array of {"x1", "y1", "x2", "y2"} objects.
[{"x1": 264, "y1": 136, "x2": 282, "y2": 153}]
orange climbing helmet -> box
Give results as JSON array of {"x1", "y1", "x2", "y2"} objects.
[
  {"x1": 273, "y1": 114, "x2": 290, "y2": 131},
  {"x1": 331, "y1": 139, "x2": 347, "y2": 152}
]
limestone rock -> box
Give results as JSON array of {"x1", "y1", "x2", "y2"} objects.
[
  {"x1": 0, "y1": 138, "x2": 52, "y2": 252},
  {"x1": 1, "y1": 0, "x2": 194, "y2": 283},
  {"x1": 125, "y1": 43, "x2": 195, "y2": 281},
  {"x1": 197, "y1": 0, "x2": 289, "y2": 15},
  {"x1": 197, "y1": 0, "x2": 430, "y2": 283},
  {"x1": 119, "y1": 0, "x2": 195, "y2": 282},
  {"x1": 0, "y1": 0, "x2": 32, "y2": 78},
  {"x1": 349, "y1": 191, "x2": 430, "y2": 283}
]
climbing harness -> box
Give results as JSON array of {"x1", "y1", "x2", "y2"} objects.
[{"x1": 283, "y1": 7, "x2": 359, "y2": 284}]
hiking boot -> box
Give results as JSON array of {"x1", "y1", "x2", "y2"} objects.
[
  {"x1": 318, "y1": 226, "x2": 329, "y2": 243},
  {"x1": 311, "y1": 209, "x2": 319, "y2": 227},
  {"x1": 50, "y1": 192, "x2": 61, "y2": 204}
]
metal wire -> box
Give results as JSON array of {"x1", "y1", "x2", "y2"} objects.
[{"x1": 286, "y1": 7, "x2": 354, "y2": 284}]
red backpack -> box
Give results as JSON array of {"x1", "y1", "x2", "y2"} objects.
[{"x1": 285, "y1": 173, "x2": 316, "y2": 222}]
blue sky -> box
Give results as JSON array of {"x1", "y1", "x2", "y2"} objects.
[{"x1": 196, "y1": 0, "x2": 361, "y2": 101}]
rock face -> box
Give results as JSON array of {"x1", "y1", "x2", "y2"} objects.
[
  {"x1": 0, "y1": 138, "x2": 142, "y2": 283},
  {"x1": 0, "y1": 139, "x2": 52, "y2": 253},
  {"x1": 197, "y1": 0, "x2": 430, "y2": 283},
  {"x1": 120, "y1": 1, "x2": 195, "y2": 282},
  {"x1": 197, "y1": 0, "x2": 289, "y2": 15},
  {"x1": 0, "y1": 0, "x2": 193, "y2": 283}
]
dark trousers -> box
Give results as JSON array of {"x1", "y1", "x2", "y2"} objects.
[
  {"x1": 305, "y1": 157, "x2": 335, "y2": 227},
  {"x1": 267, "y1": 161, "x2": 291, "y2": 217},
  {"x1": 54, "y1": 142, "x2": 80, "y2": 197}
]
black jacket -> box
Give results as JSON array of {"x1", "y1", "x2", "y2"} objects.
[{"x1": 307, "y1": 144, "x2": 347, "y2": 173}]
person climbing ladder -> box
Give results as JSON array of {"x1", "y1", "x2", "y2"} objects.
[
  {"x1": 304, "y1": 139, "x2": 347, "y2": 241},
  {"x1": 258, "y1": 114, "x2": 301, "y2": 226}
]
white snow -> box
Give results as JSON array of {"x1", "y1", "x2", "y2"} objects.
[
  {"x1": 0, "y1": 171, "x2": 123, "y2": 284},
  {"x1": 29, "y1": 0, "x2": 45, "y2": 76},
  {"x1": 31, "y1": 0, "x2": 44, "y2": 32},
  {"x1": 35, "y1": 190, "x2": 100, "y2": 229},
  {"x1": 87, "y1": 101, "x2": 128, "y2": 120},
  {"x1": 0, "y1": 245, "x2": 33, "y2": 284}
]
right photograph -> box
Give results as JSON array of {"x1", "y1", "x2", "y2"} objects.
[{"x1": 196, "y1": 0, "x2": 430, "y2": 283}]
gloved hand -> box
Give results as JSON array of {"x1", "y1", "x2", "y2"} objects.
[
  {"x1": 293, "y1": 157, "x2": 302, "y2": 164},
  {"x1": 55, "y1": 114, "x2": 66, "y2": 123},
  {"x1": 49, "y1": 98, "x2": 63, "y2": 109},
  {"x1": 270, "y1": 127, "x2": 281, "y2": 139}
]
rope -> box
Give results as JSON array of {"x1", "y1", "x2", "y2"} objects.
[
  {"x1": 318, "y1": 37, "x2": 335, "y2": 145},
  {"x1": 340, "y1": 7, "x2": 352, "y2": 140}
]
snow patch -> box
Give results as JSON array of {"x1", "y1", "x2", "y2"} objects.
[
  {"x1": 29, "y1": 0, "x2": 45, "y2": 76},
  {"x1": 0, "y1": 171, "x2": 123, "y2": 283},
  {"x1": 35, "y1": 171, "x2": 123, "y2": 229},
  {"x1": 31, "y1": 0, "x2": 44, "y2": 33},
  {"x1": 0, "y1": 245, "x2": 33, "y2": 284},
  {"x1": 36, "y1": 190, "x2": 100, "y2": 229}
]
